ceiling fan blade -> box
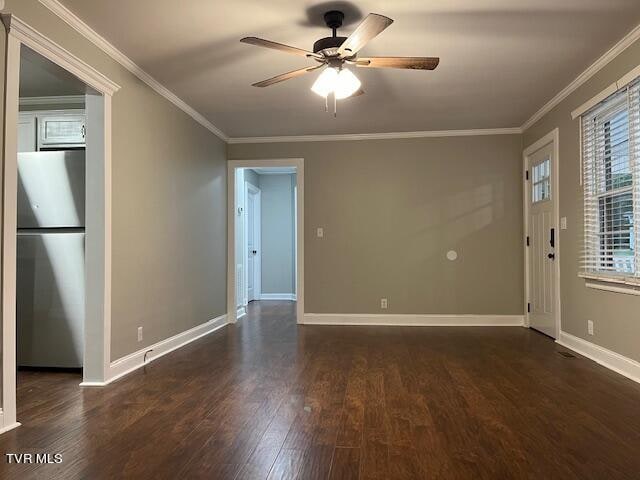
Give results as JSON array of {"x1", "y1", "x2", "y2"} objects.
[
  {"x1": 354, "y1": 56, "x2": 440, "y2": 70},
  {"x1": 240, "y1": 37, "x2": 322, "y2": 59},
  {"x1": 252, "y1": 64, "x2": 324, "y2": 88},
  {"x1": 337, "y1": 13, "x2": 394, "y2": 57}
]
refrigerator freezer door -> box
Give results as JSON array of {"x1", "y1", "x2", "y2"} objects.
[
  {"x1": 17, "y1": 232, "x2": 85, "y2": 368},
  {"x1": 17, "y1": 150, "x2": 85, "y2": 229}
]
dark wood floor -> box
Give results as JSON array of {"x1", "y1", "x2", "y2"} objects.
[{"x1": 1, "y1": 301, "x2": 640, "y2": 479}]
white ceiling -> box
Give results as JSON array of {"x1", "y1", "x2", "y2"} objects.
[{"x1": 59, "y1": 0, "x2": 640, "y2": 137}]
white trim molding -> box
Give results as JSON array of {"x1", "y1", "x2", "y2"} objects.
[
  {"x1": 227, "y1": 128, "x2": 522, "y2": 144},
  {"x1": 571, "y1": 63, "x2": 640, "y2": 120},
  {"x1": 228, "y1": 159, "x2": 305, "y2": 325},
  {"x1": 1, "y1": 14, "x2": 120, "y2": 96},
  {"x1": 38, "y1": 0, "x2": 228, "y2": 141},
  {"x1": 571, "y1": 83, "x2": 618, "y2": 120},
  {"x1": 0, "y1": 409, "x2": 20, "y2": 435},
  {"x1": 579, "y1": 273, "x2": 640, "y2": 296},
  {"x1": 19, "y1": 95, "x2": 85, "y2": 106},
  {"x1": 557, "y1": 331, "x2": 640, "y2": 384},
  {"x1": 100, "y1": 314, "x2": 228, "y2": 386},
  {"x1": 522, "y1": 22, "x2": 640, "y2": 131},
  {"x1": 260, "y1": 294, "x2": 297, "y2": 301},
  {"x1": 0, "y1": 414, "x2": 20, "y2": 435},
  {"x1": 303, "y1": 314, "x2": 525, "y2": 327},
  {"x1": 1, "y1": 30, "x2": 21, "y2": 435}
]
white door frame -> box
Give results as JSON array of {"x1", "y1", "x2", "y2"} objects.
[
  {"x1": 523, "y1": 128, "x2": 561, "y2": 339},
  {"x1": 0, "y1": 15, "x2": 119, "y2": 434},
  {"x1": 227, "y1": 159, "x2": 304, "y2": 323},
  {"x1": 245, "y1": 182, "x2": 261, "y2": 303}
]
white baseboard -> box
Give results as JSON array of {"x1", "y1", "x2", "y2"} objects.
[
  {"x1": 237, "y1": 306, "x2": 246, "y2": 319},
  {"x1": 302, "y1": 313, "x2": 525, "y2": 326},
  {"x1": 557, "y1": 331, "x2": 640, "y2": 384},
  {"x1": 0, "y1": 409, "x2": 21, "y2": 435},
  {"x1": 106, "y1": 314, "x2": 228, "y2": 385},
  {"x1": 0, "y1": 422, "x2": 21, "y2": 435},
  {"x1": 260, "y1": 293, "x2": 297, "y2": 301}
]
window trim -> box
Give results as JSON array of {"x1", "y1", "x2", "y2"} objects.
[
  {"x1": 579, "y1": 272, "x2": 640, "y2": 296},
  {"x1": 579, "y1": 76, "x2": 640, "y2": 293}
]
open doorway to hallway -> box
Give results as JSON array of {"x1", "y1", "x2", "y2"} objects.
[
  {"x1": 237, "y1": 167, "x2": 297, "y2": 317},
  {"x1": 227, "y1": 159, "x2": 304, "y2": 324}
]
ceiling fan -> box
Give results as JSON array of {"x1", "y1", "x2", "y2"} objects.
[{"x1": 240, "y1": 10, "x2": 439, "y2": 114}]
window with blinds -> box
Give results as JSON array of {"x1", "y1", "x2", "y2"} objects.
[{"x1": 582, "y1": 79, "x2": 640, "y2": 277}]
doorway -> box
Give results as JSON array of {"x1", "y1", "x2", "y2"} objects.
[
  {"x1": 1, "y1": 15, "x2": 117, "y2": 434},
  {"x1": 523, "y1": 129, "x2": 561, "y2": 339},
  {"x1": 227, "y1": 159, "x2": 304, "y2": 324}
]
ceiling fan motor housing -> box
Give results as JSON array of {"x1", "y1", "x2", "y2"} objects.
[
  {"x1": 313, "y1": 36, "x2": 347, "y2": 56},
  {"x1": 314, "y1": 10, "x2": 348, "y2": 56}
]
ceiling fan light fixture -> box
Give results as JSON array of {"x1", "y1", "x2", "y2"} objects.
[
  {"x1": 311, "y1": 67, "x2": 361, "y2": 99},
  {"x1": 311, "y1": 67, "x2": 338, "y2": 97},
  {"x1": 334, "y1": 68, "x2": 361, "y2": 99}
]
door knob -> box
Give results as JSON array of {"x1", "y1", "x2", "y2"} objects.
[{"x1": 548, "y1": 253, "x2": 555, "y2": 260}]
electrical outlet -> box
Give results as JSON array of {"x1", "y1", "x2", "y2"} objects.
[
  {"x1": 317, "y1": 227, "x2": 324, "y2": 238},
  {"x1": 137, "y1": 326, "x2": 143, "y2": 342},
  {"x1": 587, "y1": 320, "x2": 594, "y2": 336},
  {"x1": 381, "y1": 298, "x2": 388, "y2": 309}
]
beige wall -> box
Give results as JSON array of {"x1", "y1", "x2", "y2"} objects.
[
  {"x1": 229, "y1": 135, "x2": 524, "y2": 314},
  {"x1": 2, "y1": 0, "x2": 227, "y2": 361},
  {"x1": 524, "y1": 37, "x2": 640, "y2": 362}
]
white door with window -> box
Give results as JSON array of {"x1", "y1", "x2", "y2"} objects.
[
  {"x1": 246, "y1": 184, "x2": 261, "y2": 302},
  {"x1": 527, "y1": 142, "x2": 558, "y2": 338}
]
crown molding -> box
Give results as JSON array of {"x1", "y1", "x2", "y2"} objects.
[
  {"x1": 2, "y1": 14, "x2": 120, "y2": 96},
  {"x1": 521, "y1": 21, "x2": 640, "y2": 131},
  {"x1": 227, "y1": 127, "x2": 523, "y2": 144},
  {"x1": 38, "y1": 0, "x2": 229, "y2": 142}
]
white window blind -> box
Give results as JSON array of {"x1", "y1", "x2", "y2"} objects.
[{"x1": 582, "y1": 78, "x2": 640, "y2": 278}]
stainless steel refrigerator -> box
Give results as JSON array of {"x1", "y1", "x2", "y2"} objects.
[{"x1": 17, "y1": 150, "x2": 85, "y2": 368}]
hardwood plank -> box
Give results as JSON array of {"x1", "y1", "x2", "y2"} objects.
[
  {"x1": 1, "y1": 302, "x2": 640, "y2": 480},
  {"x1": 266, "y1": 448, "x2": 305, "y2": 480},
  {"x1": 328, "y1": 447, "x2": 360, "y2": 480}
]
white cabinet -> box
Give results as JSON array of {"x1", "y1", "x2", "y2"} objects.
[
  {"x1": 18, "y1": 114, "x2": 37, "y2": 152},
  {"x1": 16, "y1": 110, "x2": 86, "y2": 151},
  {"x1": 38, "y1": 114, "x2": 86, "y2": 148}
]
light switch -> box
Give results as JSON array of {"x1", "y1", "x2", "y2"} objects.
[
  {"x1": 560, "y1": 217, "x2": 567, "y2": 230},
  {"x1": 317, "y1": 227, "x2": 324, "y2": 238}
]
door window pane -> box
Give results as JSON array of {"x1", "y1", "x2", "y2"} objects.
[{"x1": 532, "y1": 158, "x2": 551, "y2": 203}]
